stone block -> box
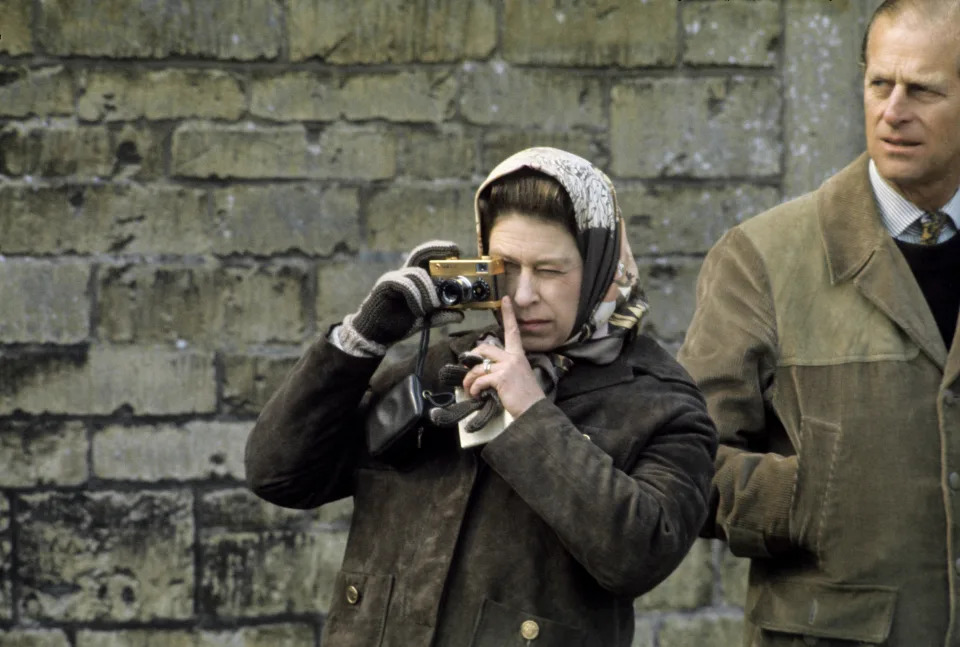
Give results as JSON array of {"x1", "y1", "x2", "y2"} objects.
[
  {"x1": 198, "y1": 489, "x2": 350, "y2": 617},
  {"x1": 78, "y1": 69, "x2": 245, "y2": 122},
  {"x1": 76, "y1": 625, "x2": 315, "y2": 647},
  {"x1": 461, "y1": 64, "x2": 604, "y2": 130},
  {"x1": 611, "y1": 77, "x2": 781, "y2": 179},
  {"x1": 199, "y1": 488, "x2": 353, "y2": 530},
  {"x1": 211, "y1": 184, "x2": 360, "y2": 255},
  {"x1": 0, "y1": 420, "x2": 88, "y2": 488},
  {"x1": 289, "y1": 0, "x2": 495, "y2": 63},
  {"x1": 631, "y1": 617, "x2": 655, "y2": 647},
  {"x1": 503, "y1": 0, "x2": 678, "y2": 66},
  {"x1": 0, "y1": 259, "x2": 90, "y2": 343},
  {"x1": 617, "y1": 183, "x2": 780, "y2": 256},
  {"x1": 0, "y1": 183, "x2": 210, "y2": 255},
  {"x1": 98, "y1": 262, "x2": 309, "y2": 345},
  {"x1": 658, "y1": 614, "x2": 744, "y2": 647},
  {"x1": 1, "y1": 495, "x2": 10, "y2": 620},
  {"x1": 93, "y1": 422, "x2": 248, "y2": 481},
  {"x1": 315, "y1": 258, "x2": 398, "y2": 331},
  {"x1": 783, "y1": 0, "x2": 872, "y2": 198},
  {"x1": 636, "y1": 257, "x2": 703, "y2": 344},
  {"x1": 0, "y1": 346, "x2": 216, "y2": 415},
  {"x1": 172, "y1": 122, "x2": 396, "y2": 180},
  {"x1": 635, "y1": 538, "x2": 713, "y2": 611},
  {"x1": 108, "y1": 124, "x2": 168, "y2": 180},
  {"x1": 397, "y1": 128, "x2": 480, "y2": 180},
  {"x1": 251, "y1": 70, "x2": 457, "y2": 123},
  {"x1": 365, "y1": 186, "x2": 477, "y2": 255},
  {"x1": 482, "y1": 132, "x2": 608, "y2": 173},
  {"x1": 718, "y1": 542, "x2": 749, "y2": 608},
  {"x1": 0, "y1": 0, "x2": 32, "y2": 55},
  {"x1": 36, "y1": 0, "x2": 281, "y2": 60},
  {"x1": 0, "y1": 630, "x2": 70, "y2": 647},
  {"x1": 0, "y1": 66, "x2": 74, "y2": 117},
  {"x1": 17, "y1": 490, "x2": 194, "y2": 621},
  {"x1": 222, "y1": 353, "x2": 301, "y2": 417},
  {"x1": 1, "y1": 120, "x2": 114, "y2": 178},
  {"x1": 683, "y1": 0, "x2": 780, "y2": 67}
]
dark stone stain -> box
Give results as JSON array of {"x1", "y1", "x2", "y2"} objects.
[{"x1": 0, "y1": 347, "x2": 89, "y2": 398}]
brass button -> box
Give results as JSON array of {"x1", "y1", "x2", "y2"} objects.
[
  {"x1": 520, "y1": 619, "x2": 540, "y2": 640},
  {"x1": 582, "y1": 433, "x2": 591, "y2": 441},
  {"x1": 345, "y1": 585, "x2": 360, "y2": 605}
]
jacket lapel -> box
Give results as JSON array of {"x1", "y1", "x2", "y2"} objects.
[{"x1": 819, "y1": 154, "x2": 948, "y2": 369}]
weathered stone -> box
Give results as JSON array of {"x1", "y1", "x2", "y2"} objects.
[
  {"x1": 36, "y1": 0, "x2": 282, "y2": 60},
  {"x1": 0, "y1": 66, "x2": 74, "y2": 117},
  {"x1": 683, "y1": 0, "x2": 781, "y2": 67},
  {"x1": 0, "y1": 420, "x2": 88, "y2": 488},
  {"x1": 222, "y1": 354, "x2": 301, "y2": 416},
  {"x1": 0, "y1": 0, "x2": 32, "y2": 55},
  {"x1": 503, "y1": 0, "x2": 677, "y2": 66},
  {"x1": 611, "y1": 77, "x2": 782, "y2": 178},
  {"x1": 211, "y1": 185, "x2": 360, "y2": 255},
  {"x1": 718, "y1": 541, "x2": 750, "y2": 608},
  {"x1": 0, "y1": 259, "x2": 90, "y2": 343},
  {"x1": 78, "y1": 69, "x2": 245, "y2": 122},
  {"x1": 316, "y1": 258, "x2": 398, "y2": 332},
  {"x1": 108, "y1": 124, "x2": 168, "y2": 180},
  {"x1": 98, "y1": 262, "x2": 309, "y2": 345},
  {"x1": 172, "y1": 122, "x2": 396, "y2": 180},
  {"x1": 0, "y1": 346, "x2": 216, "y2": 415},
  {"x1": 76, "y1": 625, "x2": 315, "y2": 647},
  {"x1": 631, "y1": 617, "x2": 655, "y2": 647},
  {"x1": 1, "y1": 120, "x2": 114, "y2": 178},
  {"x1": 199, "y1": 489, "x2": 353, "y2": 533},
  {"x1": 617, "y1": 183, "x2": 780, "y2": 255},
  {"x1": 289, "y1": 0, "x2": 495, "y2": 63},
  {"x1": 1, "y1": 495, "x2": 10, "y2": 620},
  {"x1": 17, "y1": 490, "x2": 193, "y2": 621},
  {"x1": 635, "y1": 539, "x2": 713, "y2": 611},
  {"x1": 0, "y1": 630, "x2": 70, "y2": 647},
  {"x1": 198, "y1": 489, "x2": 349, "y2": 617},
  {"x1": 397, "y1": 128, "x2": 480, "y2": 179},
  {"x1": 658, "y1": 614, "x2": 744, "y2": 647},
  {"x1": 0, "y1": 184, "x2": 210, "y2": 255},
  {"x1": 251, "y1": 70, "x2": 458, "y2": 123},
  {"x1": 784, "y1": 0, "x2": 872, "y2": 198},
  {"x1": 636, "y1": 257, "x2": 702, "y2": 345},
  {"x1": 365, "y1": 186, "x2": 477, "y2": 255},
  {"x1": 93, "y1": 422, "x2": 248, "y2": 481},
  {"x1": 461, "y1": 63, "x2": 605, "y2": 130},
  {"x1": 482, "y1": 132, "x2": 608, "y2": 173}
]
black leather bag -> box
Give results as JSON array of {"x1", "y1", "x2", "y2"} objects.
[{"x1": 365, "y1": 324, "x2": 431, "y2": 461}]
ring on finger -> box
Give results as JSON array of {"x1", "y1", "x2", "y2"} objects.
[{"x1": 482, "y1": 358, "x2": 493, "y2": 374}]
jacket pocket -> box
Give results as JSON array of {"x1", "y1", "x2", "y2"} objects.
[
  {"x1": 749, "y1": 578, "x2": 897, "y2": 645},
  {"x1": 791, "y1": 416, "x2": 841, "y2": 555},
  {"x1": 320, "y1": 570, "x2": 394, "y2": 647},
  {"x1": 469, "y1": 598, "x2": 586, "y2": 647}
]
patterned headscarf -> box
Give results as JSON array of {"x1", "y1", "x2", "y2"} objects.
[{"x1": 475, "y1": 147, "x2": 648, "y2": 366}]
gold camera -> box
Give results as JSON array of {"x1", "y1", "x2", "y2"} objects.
[{"x1": 428, "y1": 257, "x2": 505, "y2": 309}]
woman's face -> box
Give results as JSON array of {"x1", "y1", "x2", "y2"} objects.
[{"x1": 488, "y1": 211, "x2": 583, "y2": 352}]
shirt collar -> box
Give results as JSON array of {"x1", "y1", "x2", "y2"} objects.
[{"x1": 868, "y1": 158, "x2": 960, "y2": 235}]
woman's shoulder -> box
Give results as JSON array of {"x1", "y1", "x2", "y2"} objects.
[{"x1": 623, "y1": 333, "x2": 698, "y2": 387}]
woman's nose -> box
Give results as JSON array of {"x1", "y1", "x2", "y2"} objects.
[{"x1": 511, "y1": 271, "x2": 538, "y2": 306}]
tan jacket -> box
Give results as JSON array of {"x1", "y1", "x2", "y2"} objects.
[{"x1": 679, "y1": 154, "x2": 960, "y2": 646}]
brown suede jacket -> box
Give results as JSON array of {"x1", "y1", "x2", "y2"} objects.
[{"x1": 246, "y1": 327, "x2": 717, "y2": 647}]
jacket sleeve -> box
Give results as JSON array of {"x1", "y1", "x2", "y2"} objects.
[
  {"x1": 244, "y1": 334, "x2": 382, "y2": 509},
  {"x1": 480, "y1": 354, "x2": 718, "y2": 598},
  {"x1": 677, "y1": 227, "x2": 798, "y2": 559}
]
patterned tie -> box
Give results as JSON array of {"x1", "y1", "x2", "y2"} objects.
[{"x1": 919, "y1": 211, "x2": 950, "y2": 245}]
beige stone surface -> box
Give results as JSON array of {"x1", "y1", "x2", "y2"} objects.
[
  {"x1": 365, "y1": 186, "x2": 480, "y2": 254},
  {"x1": 636, "y1": 257, "x2": 703, "y2": 345},
  {"x1": 635, "y1": 538, "x2": 713, "y2": 611},
  {"x1": 0, "y1": 0, "x2": 32, "y2": 54},
  {"x1": 0, "y1": 260, "x2": 90, "y2": 343},
  {"x1": 1, "y1": 496, "x2": 10, "y2": 620},
  {"x1": 397, "y1": 128, "x2": 480, "y2": 180},
  {"x1": 222, "y1": 354, "x2": 301, "y2": 416},
  {"x1": 76, "y1": 625, "x2": 315, "y2": 647},
  {"x1": 0, "y1": 630, "x2": 71, "y2": 647},
  {"x1": 0, "y1": 420, "x2": 88, "y2": 487},
  {"x1": 683, "y1": 0, "x2": 781, "y2": 67},
  {"x1": 658, "y1": 614, "x2": 744, "y2": 647},
  {"x1": 0, "y1": 66, "x2": 74, "y2": 117},
  {"x1": 1, "y1": 120, "x2": 114, "y2": 178}
]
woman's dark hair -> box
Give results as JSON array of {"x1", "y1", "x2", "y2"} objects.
[{"x1": 477, "y1": 169, "x2": 578, "y2": 252}]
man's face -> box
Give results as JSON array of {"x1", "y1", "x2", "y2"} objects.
[{"x1": 864, "y1": 14, "x2": 960, "y2": 209}]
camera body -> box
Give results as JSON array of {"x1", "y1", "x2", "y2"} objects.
[{"x1": 428, "y1": 256, "x2": 505, "y2": 309}]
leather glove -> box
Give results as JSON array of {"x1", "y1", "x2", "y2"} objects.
[{"x1": 337, "y1": 241, "x2": 465, "y2": 357}]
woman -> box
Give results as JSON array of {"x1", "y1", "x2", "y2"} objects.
[{"x1": 245, "y1": 147, "x2": 717, "y2": 647}]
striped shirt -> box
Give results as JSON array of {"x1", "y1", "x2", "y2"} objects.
[{"x1": 868, "y1": 158, "x2": 960, "y2": 244}]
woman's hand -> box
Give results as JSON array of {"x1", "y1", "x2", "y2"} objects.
[{"x1": 462, "y1": 296, "x2": 546, "y2": 418}]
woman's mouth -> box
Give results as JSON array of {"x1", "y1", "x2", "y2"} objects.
[{"x1": 518, "y1": 319, "x2": 550, "y2": 332}]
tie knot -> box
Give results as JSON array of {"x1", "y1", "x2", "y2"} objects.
[{"x1": 919, "y1": 211, "x2": 950, "y2": 245}]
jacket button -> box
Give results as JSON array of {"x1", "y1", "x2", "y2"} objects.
[
  {"x1": 345, "y1": 585, "x2": 360, "y2": 605},
  {"x1": 520, "y1": 620, "x2": 540, "y2": 640},
  {"x1": 951, "y1": 472, "x2": 960, "y2": 490},
  {"x1": 582, "y1": 433, "x2": 591, "y2": 441}
]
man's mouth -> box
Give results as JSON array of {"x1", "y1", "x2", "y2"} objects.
[{"x1": 882, "y1": 136, "x2": 921, "y2": 148}]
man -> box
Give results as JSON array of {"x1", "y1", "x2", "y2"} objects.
[{"x1": 678, "y1": 1, "x2": 960, "y2": 645}]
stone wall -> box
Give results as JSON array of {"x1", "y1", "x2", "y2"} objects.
[{"x1": 0, "y1": 1, "x2": 875, "y2": 645}]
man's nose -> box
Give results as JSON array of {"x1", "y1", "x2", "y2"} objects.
[{"x1": 882, "y1": 85, "x2": 911, "y2": 125}]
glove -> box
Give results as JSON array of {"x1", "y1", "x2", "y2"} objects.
[{"x1": 338, "y1": 241, "x2": 465, "y2": 357}]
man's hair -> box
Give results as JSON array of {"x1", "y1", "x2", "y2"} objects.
[
  {"x1": 860, "y1": 0, "x2": 960, "y2": 68},
  {"x1": 477, "y1": 169, "x2": 577, "y2": 252}
]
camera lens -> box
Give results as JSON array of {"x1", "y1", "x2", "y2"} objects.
[
  {"x1": 471, "y1": 278, "x2": 491, "y2": 302},
  {"x1": 437, "y1": 276, "x2": 474, "y2": 306}
]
